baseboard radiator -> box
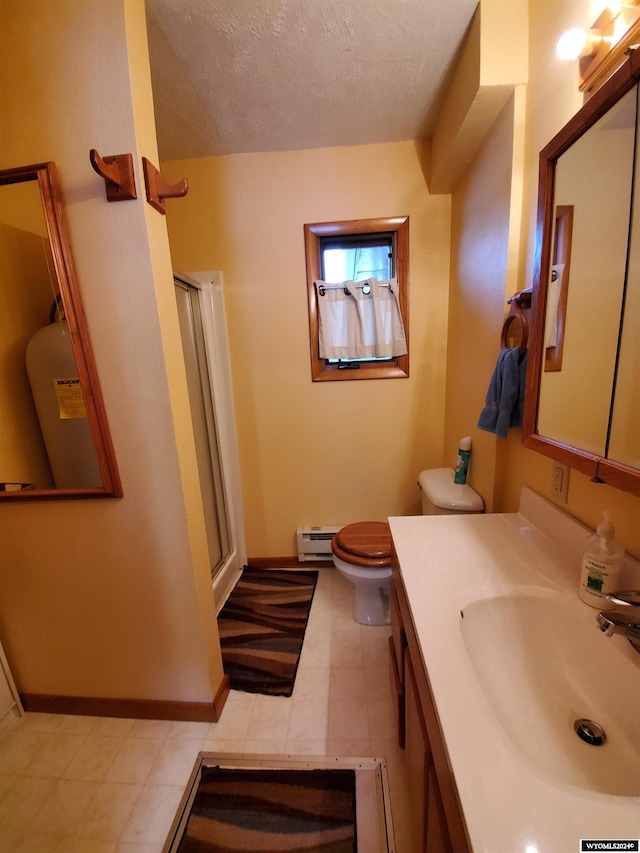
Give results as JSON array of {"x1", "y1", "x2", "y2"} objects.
[{"x1": 296, "y1": 526, "x2": 341, "y2": 562}]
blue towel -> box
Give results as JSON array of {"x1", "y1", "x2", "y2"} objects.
[{"x1": 477, "y1": 347, "x2": 527, "y2": 439}]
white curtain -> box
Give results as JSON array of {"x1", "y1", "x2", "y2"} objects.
[{"x1": 315, "y1": 278, "x2": 407, "y2": 360}]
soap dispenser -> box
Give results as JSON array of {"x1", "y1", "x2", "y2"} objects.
[{"x1": 578, "y1": 511, "x2": 625, "y2": 609}]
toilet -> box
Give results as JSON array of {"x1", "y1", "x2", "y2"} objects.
[
  {"x1": 332, "y1": 521, "x2": 393, "y2": 626},
  {"x1": 332, "y1": 467, "x2": 484, "y2": 626}
]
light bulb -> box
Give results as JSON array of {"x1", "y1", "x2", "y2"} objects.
[
  {"x1": 556, "y1": 28, "x2": 587, "y2": 60},
  {"x1": 556, "y1": 28, "x2": 602, "y2": 60}
]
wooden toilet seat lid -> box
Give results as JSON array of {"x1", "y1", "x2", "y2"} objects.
[{"x1": 332, "y1": 521, "x2": 392, "y2": 567}]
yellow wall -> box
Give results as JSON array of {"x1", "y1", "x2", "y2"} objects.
[
  {"x1": 447, "y1": 0, "x2": 640, "y2": 557},
  {"x1": 446, "y1": 91, "x2": 524, "y2": 511},
  {"x1": 0, "y1": 0, "x2": 223, "y2": 706},
  {"x1": 164, "y1": 142, "x2": 451, "y2": 556}
]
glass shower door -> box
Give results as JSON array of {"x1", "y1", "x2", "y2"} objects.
[{"x1": 175, "y1": 278, "x2": 230, "y2": 579}]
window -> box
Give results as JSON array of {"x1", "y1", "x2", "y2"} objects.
[{"x1": 304, "y1": 217, "x2": 409, "y2": 381}]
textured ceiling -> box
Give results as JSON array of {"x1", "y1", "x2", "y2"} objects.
[{"x1": 146, "y1": 0, "x2": 478, "y2": 161}]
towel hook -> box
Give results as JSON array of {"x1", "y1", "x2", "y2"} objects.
[
  {"x1": 142, "y1": 157, "x2": 189, "y2": 215},
  {"x1": 89, "y1": 149, "x2": 137, "y2": 202}
]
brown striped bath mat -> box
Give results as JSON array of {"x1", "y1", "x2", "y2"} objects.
[
  {"x1": 218, "y1": 567, "x2": 318, "y2": 696},
  {"x1": 175, "y1": 765, "x2": 356, "y2": 852}
]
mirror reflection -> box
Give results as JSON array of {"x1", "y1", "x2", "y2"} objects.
[
  {"x1": 0, "y1": 162, "x2": 121, "y2": 499},
  {"x1": 537, "y1": 84, "x2": 637, "y2": 457},
  {"x1": 608, "y1": 154, "x2": 640, "y2": 470}
]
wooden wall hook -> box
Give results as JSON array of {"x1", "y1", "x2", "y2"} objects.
[
  {"x1": 142, "y1": 157, "x2": 188, "y2": 215},
  {"x1": 89, "y1": 149, "x2": 137, "y2": 201}
]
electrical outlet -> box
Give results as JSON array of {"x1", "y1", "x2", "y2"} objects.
[{"x1": 552, "y1": 461, "x2": 569, "y2": 503}]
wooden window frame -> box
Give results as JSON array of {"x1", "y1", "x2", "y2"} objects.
[{"x1": 304, "y1": 216, "x2": 410, "y2": 382}]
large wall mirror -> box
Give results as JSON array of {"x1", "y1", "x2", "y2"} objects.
[
  {"x1": 0, "y1": 162, "x2": 122, "y2": 500},
  {"x1": 524, "y1": 51, "x2": 640, "y2": 498}
]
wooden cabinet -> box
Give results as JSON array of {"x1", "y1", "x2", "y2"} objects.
[
  {"x1": 390, "y1": 578, "x2": 406, "y2": 686},
  {"x1": 426, "y1": 764, "x2": 452, "y2": 853},
  {"x1": 388, "y1": 578, "x2": 406, "y2": 747},
  {"x1": 389, "y1": 560, "x2": 470, "y2": 852},
  {"x1": 405, "y1": 650, "x2": 430, "y2": 851}
]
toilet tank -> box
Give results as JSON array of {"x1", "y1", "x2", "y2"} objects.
[{"x1": 418, "y1": 468, "x2": 484, "y2": 515}]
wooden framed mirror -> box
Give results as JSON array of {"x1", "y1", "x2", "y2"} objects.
[
  {"x1": 524, "y1": 50, "x2": 640, "y2": 498},
  {"x1": 0, "y1": 161, "x2": 122, "y2": 500}
]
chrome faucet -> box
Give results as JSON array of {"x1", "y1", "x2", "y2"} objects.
[{"x1": 597, "y1": 591, "x2": 640, "y2": 653}]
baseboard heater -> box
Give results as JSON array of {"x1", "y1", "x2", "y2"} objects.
[{"x1": 296, "y1": 526, "x2": 341, "y2": 562}]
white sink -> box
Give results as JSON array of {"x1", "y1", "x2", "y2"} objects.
[
  {"x1": 391, "y1": 494, "x2": 640, "y2": 850},
  {"x1": 460, "y1": 586, "x2": 640, "y2": 795}
]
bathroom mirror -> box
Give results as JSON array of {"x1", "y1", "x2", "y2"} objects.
[
  {"x1": 0, "y1": 161, "x2": 122, "y2": 500},
  {"x1": 524, "y1": 51, "x2": 640, "y2": 498}
]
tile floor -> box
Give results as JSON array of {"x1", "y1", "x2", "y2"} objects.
[{"x1": 0, "y1": 567, "x2": 415, "y2": 852}]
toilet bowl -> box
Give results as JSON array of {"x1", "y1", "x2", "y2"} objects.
[
  {"x1": 331, "y1": 521, "x2": 392, "y2": 626},
  {"x1": 333, "y1": 469, "x2": 484, "y2": 627}
]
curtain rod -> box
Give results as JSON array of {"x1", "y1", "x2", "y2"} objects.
[{"x1": 317, "y1": 281, "x2": 393, "y2": 296}]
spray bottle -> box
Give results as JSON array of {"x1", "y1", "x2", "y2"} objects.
[
  {"x1": 578, "y1": 511, "x2": 625, "y2": 608},
  {"x1": 454, "y1": 437, "x2": 472, "y2": 485}
]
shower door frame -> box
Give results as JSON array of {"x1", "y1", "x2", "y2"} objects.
[{"x1": 174, "y1": 271, "x2": 246, "y2": 610}]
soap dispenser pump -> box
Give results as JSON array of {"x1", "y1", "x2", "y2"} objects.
[{"x1": 578, "y1": 511, "x2": 625, "y2": 609}]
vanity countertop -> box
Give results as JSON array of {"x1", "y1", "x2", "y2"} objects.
[{"x1": 389, "y1": 488, "x2": 640, "y2": 853}]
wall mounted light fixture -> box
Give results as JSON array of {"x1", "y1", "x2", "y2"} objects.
[
  {"x1": 556, "y1": 28, "x2": 604, "y2": 61},
  {"x1": 557, "y1": 2, "x2": 640, "y2": 92}
]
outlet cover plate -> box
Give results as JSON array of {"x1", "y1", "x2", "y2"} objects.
[{"x1": 552, "y1": 461, "x2": 570, "y2": 503}]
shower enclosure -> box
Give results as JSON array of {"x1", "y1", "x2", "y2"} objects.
[{"x1": 174, "y1": 272, "x2": 245, "y2": 608}]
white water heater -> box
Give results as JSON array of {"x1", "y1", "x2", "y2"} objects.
[{"x1": 25, "y1": 320, "x2": 102, "y2": 489}]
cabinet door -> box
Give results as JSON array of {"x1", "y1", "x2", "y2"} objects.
[
  {"x1": 426, "y1": 763, "x2": 453, "y2": 853},
  {"x1": 394, "y1": 572, "x2": 470, "y2": 852},
  {"x1": 388, "y1": 637, "x2": 405, "y2": 748},
  {"x1": 390, "y1": 578, "x2": 406, "y2": 686},
  {"x1": 405, "y1": 650, "x2": 430, "y2": 852}
]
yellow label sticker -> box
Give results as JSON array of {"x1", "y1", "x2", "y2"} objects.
[{"x1": 54, "y1": 378, "x2": 87, "y2": 419}]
